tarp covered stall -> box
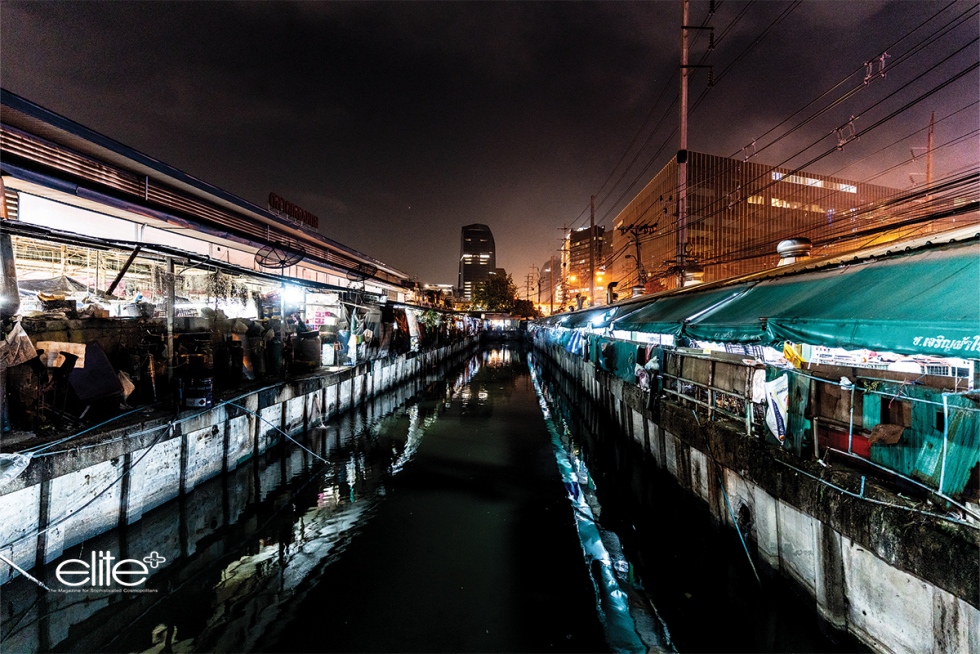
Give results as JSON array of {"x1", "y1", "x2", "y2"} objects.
[
  {"x1": 764, "y1": 241, "x2": 980, "y2": 357},
  {"x1": 560, "y1": 306, "x2": 623, "y2": 330},
  {"x1": 684, "y1": 276, "x2": 839, "y2": 345},
  {"x1": 17, "y1": 275, "x2": 122, "y2": 309},
  {"x1": 610, "y1": 237, "x2": 980, "y2": 359},
  {"x1": 612, "y1": 284, "x2": 754, "y2": 336}
]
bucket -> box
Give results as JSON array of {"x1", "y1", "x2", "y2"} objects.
[{"x1": 179, "y1": 377, "x2": 213, "y2": 409}]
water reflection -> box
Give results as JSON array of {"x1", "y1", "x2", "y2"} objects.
[
  {"x1": 0, "y1": 353, "x2": 473, "y2": 654},
  {"x1": 529, "y1": 350, "x2": 868, "y2": 653},
  {"x1": 529, "y1": 354, "x2": 672, "y2": 653}
]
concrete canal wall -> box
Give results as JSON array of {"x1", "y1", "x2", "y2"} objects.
[
  {"x1": 0, "y1": 338, "x2": 478, "y2": 585},
  {"x1": 534, "y1": 336, "x2": 979, "y2": 654}
]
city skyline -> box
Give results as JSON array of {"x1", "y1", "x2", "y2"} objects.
[{"x1": 2, "y1": 1, "x2": 977, "y2": 285}]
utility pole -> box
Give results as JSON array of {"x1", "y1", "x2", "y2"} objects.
[
  {"x1": 676, "y1": 0, "x2": 689, "y2": 289},
  {"x1": 634, "y1": 232, "x2": 645, "y2": 286},
  {"x1": 550, "y1": 255, "x2": 555, "y2": 314},
  {"x1": 589, "y1": 195, "x2": 595, "y2": 307},
  {"x1": 617, "y1": 222, "x2": 655, "y2": 288},
  {"x1": 558, "y1": 226, "x2": 570, "y2": 310},
  {"x1": 927, "y1": 111, "x2": 935, "y2": 201}
]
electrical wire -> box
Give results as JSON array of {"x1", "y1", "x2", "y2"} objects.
[
  {"x1": 595, "y1": 2, "x2": 979, "y2": 237},
  {"x1": 548, "y1": 2, "x2": 978, "y2": 293}
]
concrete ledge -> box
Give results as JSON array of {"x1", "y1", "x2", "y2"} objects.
[
  {"x1": 0, "y1": 339, "x2": 478, "y2": 585},
  {"x1": 534, "y1": 338, "x2": 980, "y2": 654}
]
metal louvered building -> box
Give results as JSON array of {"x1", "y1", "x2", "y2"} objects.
[{"x1": 611, "y1": 151, "x2": 970, "y2": 290}]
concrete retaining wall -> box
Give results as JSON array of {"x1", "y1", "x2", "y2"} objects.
[
  {"x1": 534, "y1": 338, "x2": 979, "y2": 654},
  {"x1": 0, "y1": 339, "x2": 476, "y2": 585}
]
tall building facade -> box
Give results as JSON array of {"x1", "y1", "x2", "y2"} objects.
[
  {"x1": 565, "y1": 225, "x2": 611, "y2": 306},
  {"x1": 611, "y1": 151, "x2": 908, "y2": 290},
  {"x1": 458, "y1": 223, "x2": 496, "y2": 301}
]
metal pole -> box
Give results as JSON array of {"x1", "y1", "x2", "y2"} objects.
[
  {"x1": 676, "y1": 0, "x2": 689, "y2": 288},
  {"x1": 926, "y1": 111, "x2": 934, "y2": 204},
  {"x1": 166, "y1": 258, "x2": 175, "y2": 385},
  {"x1": 938, "y1": 394, "x2": 949, "y2": 493},
  {"x1": 550, "y1": 255, "x2": 555, "y2": 315},
  {"x1": 106, "y1": 245, "x2": 143, "y2": 296},
  {"x1": 589, "y1": 195, "x2": 595, "y2": 307}
]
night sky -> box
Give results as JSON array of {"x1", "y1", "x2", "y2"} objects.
[{"x1": 2, "y1": 1, "x2": 977, "y2": 286}]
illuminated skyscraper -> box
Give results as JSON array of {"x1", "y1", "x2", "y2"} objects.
[{"x1": 458, "y1": 224, "x2": 496, "y2": 301}]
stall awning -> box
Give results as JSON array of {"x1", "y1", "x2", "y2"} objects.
[
  {"x1": 684, "y1": 274, "x2": 847, "y2": 344},
  {"x1": 561, "y1": 306, "x2": 619, "y2": 329},
  {"x1": 685, "y1": 239, "x2": 980, "y2": 357},
  {"x1": 543, "y1": 296, "x2": 654, "y2": 330},
  {"x1": 612, "y1": 284, "x2": 754, "y2": 336},
  {"x1": 1, "y1": 218, "x2": 358, "y2": 297}
]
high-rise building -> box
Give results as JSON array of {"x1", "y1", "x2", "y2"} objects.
[
  {"x1": 565, "y1": 225, "x2": 610, "y2": 306},
  {"x1": 458, "y1": 224, "x2": 496, "y2": 301}
]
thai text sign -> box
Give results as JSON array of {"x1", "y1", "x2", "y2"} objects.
[{"x1": 269, "y1": 192, "x2": 319, "y2": 229}]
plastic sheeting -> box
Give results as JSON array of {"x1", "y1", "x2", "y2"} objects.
[
  {"x1": 0, "y1": 453, "x2": 31, "y2": 488},
  {"x1": 688, "y1": 240, "x2": 980, "y2": 356},
  {"x1": 610, "y1": 238, "x2": 980, "y2": 358},
  {"x1": 612, "y1": 285, "x2": 754, "y2": 337}
]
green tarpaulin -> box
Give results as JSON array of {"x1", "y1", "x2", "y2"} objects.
[
  {"x1": 561, "y1": 238, "x2": 979, "y2": 358},
  {"x1": 684, "y1": 274, "x2": 845, "y2": 344},
  {"x1": 551, "y1": 296, "x2": 655, "y2": 330},
  {"x1": 760, "y1": 244, "x2": 980, "y2": 358},
  {"x1": 612, "y1": 284, "x2": 754, "y2": 336},
  {"x1": 561, "y1": 306, "x2": 617, "y2": 329}
]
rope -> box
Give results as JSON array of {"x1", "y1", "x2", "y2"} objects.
[{"x1": 222, "y1": 401, "x2": 328, "y2": 463}]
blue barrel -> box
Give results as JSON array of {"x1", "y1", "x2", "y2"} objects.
[{"x1": 179, "y1": 377, "x2": 213, "y2": 409}]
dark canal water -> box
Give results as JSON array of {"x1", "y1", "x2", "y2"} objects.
[{"x1": 1, "y1": 345, "x2": 860, "y2": 653}]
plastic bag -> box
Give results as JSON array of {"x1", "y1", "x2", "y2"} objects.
[
  {"x1": 635, "y1": 364, "x2": 650, "y2": 390},
  {"x1": 2, "y1": 319, "x2": 37, "y2": 368},
  {"x1": 118, "y1": 371, "x2": 136, "y2": 401},
  {"x1": 0, "y1": 453, "x2": 32, "y2": 488},
  {"x1": 764, "y1": 375, "x2": 789, "y2": 443}
]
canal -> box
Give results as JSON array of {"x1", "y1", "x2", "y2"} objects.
[{"x1": 1, "y1": 345, "x2": 860, "y2": 653}]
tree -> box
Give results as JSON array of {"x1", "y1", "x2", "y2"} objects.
[
  {"x1": 471, "y1": 274, "x2": 518, "y2": 312},
  {"x1": 512, "y1": 298, "x2": 539, "y2": 318}
]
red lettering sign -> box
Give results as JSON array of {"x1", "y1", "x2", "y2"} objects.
[{"x1": 269, "y1": 192, "x2": 320, "y2": 229}]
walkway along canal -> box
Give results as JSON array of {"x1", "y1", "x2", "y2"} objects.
[
  {"x1": 1, "y1": 346, "x2": 604, "y2": 653},
  {"x1": 2, "y1": 344, "x2": 876, "y2": 652},
  {"x1": 530, "y1": 319, "x2": 979, "y2": 654}
]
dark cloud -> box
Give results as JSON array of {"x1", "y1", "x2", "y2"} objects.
[{"x1": 2, "y1": 1, "x2": 977, "y2": 284}]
